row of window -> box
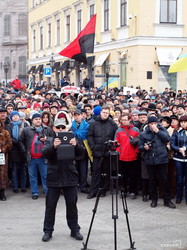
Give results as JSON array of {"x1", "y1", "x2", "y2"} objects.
[
  {"x1": 2, "y1": 56, "x2": 27, "y2": 77},
  {"x1": 4, "y1": 13, "x2": 27, "y2": 36},
  {"x1": 32, "y1": 1, "x2": 127, "y2": 52},
  {"x1": 31, "y1": 0, "x2": 177, "y2": 52},
  {"x1": 32, "y1": 0, "x2": 46, "y2": 8},
  {"x1": 32, "y1": 6, "x2": 95, "y2": 51}
]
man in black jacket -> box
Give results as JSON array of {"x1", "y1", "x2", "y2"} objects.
[
  {"x1": 138, "y1": 116, "x2": 176, "y2": 209},
  {"x1": 41, "y1": 111, "x2": 84, "y2": 242},
  {"x1": 87, "y1": 105, "x2": 118, "y2": 199},
  {"x1": 83, "y1": 75, "x2": 91, "y2": 90}
]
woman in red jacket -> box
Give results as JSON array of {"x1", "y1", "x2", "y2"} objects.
[{"x1": 115, "y1": 113, "x2": 140, "y2": 199}]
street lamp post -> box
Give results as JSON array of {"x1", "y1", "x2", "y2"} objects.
[
  {"x1": 3, "y1": 62, "x2": 10, "y2": 86},
  {"x1": 105, "y1": 66, "x2": 110, "y2": 91},
  {"x1": 95, "y1": 65, "x2": 120, "y2": 91},
  {"x1": 49, "y1": 56, "x2": 55, "y2": 88}
]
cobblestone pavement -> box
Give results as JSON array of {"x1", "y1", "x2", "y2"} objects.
[{"x1": 0, "y1": 188, "x2": 187, "y2": 250}]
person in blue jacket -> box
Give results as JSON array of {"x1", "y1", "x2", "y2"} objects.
[
  {"x1": 138, "y1": 116, "x2": 176, "y2": 209},
  {"x1": 170, "y1": 115, "x2": 187, "y2": 204},
  {"x1": 71, "y1": 109, "x2": 90, "y2": 194}
]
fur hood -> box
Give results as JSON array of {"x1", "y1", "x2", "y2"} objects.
[{"x1": 54, "y1": 110, "x2": 72, "y2": 131}]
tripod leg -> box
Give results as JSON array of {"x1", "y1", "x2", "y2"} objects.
[
  {"x1": 110, "y1": 152, "x2": 120, "y2": 250},
  {"x1": 121, "y1": 190, "x2": 136, "y2": 250},
  {"x1": 81, "y1": 188, "x2": 103, "y2": 250}
]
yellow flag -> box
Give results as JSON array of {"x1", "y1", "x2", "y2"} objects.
[
  {"x1": 169, "y1": 54, "x2": 187, "y2": 73},
  {"x1": 83, "y1": 140, "x2": 93, "y2": 162}
]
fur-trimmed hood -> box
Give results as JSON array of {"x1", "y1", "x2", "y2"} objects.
[{"x1": 54, "y1": 110, "x2": 72, "y2": 131}]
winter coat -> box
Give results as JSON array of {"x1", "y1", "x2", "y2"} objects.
[
  {"x1": 138, "y1": 124, "x2": 170, "y2": 165},
  {"x1": 19, "y1": 125, "x2": 54, "y2": 162},
  {"x1": 166, "y1": 126, "x2": 174, "y2": 159},
  {"x1": 170, "y1": 128, "x2": 187, "y2": 161},
  {"x1": 9, "y1": 122, "x2": 29, "y2": 162},
  {"x1": 83, "y1": 78, "x2": 91, "y2": 89},
  {"x1": 42, "y1": 137, "x2": 85, "y2": 187},
  {"x1": 4, "y1": 117, "x2": 11, "y2": 135},
  {"x1": 115, "y1": 125, "x2": 140, "y2": 161},
  {"x1": 10, "y1": 79, "x2": 22, "y2": 90},
  {"x1": 0, "y1": 129, "x2": 12, "y2": 189},
  {"x1": 87, "y1": 116, "x2": 118, "y2": 158}
]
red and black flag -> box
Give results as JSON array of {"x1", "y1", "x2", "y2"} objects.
[{"x1": 59, "y1": 14, "x2": 96, "y2": 64}]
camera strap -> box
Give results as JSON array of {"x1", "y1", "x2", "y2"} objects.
[{"x1": 121, "y1": 128, "x2": 133, "y2": 139}]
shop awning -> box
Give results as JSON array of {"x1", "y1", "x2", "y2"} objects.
[
  {"x1": 34, "y1": 64, "x2": 43, "y2": 73},
  {"x1": 156, "y1": 48, "x2": 182, "y2": 66},
  {"x1": 27, "y1": 66, "x2": 36, "y2": 74},
  {"x1": 58, "y1": 60, "x2": 70, "y2": 71},
  {"x1": 52, "y1": 62, "x2": 60, "y2": 72},
  {"x1": 80, "y1": 56, "x2": 95, "y2": 68},
  {"x1": 94, "y1": 53, "x2": 110, "y2": 67}
]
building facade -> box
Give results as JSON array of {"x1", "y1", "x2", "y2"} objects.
[
  {"x1": 28, "y1": 0, "x2": 187, "y2": 92},
  {"x1": 0, "y1": 0, "x2": 28, "y2": 84}
]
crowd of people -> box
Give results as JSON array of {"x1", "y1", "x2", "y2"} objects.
[{"x1": 0, "y1": 81, "x2": 187, "y2": 241}]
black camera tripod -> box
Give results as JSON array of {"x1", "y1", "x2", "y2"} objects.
[{"x1": 81, "y1": 147, "x2": 136, "y2": 250}]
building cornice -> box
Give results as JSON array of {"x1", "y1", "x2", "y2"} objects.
[
  {"x1": 28, "y1": 36, "x2": 187, "y2": 65},
  {"x1": 62, "y1": 5, "x2": 72, "y2": 12},
  {"x1": 27, "y1": 54, "x2": 67, "y2": 66},
  {"x1": 52, "y1": 10, "x2": 61, "y2": 17},
  {"x1": 45, "y1": 15, "x2": 52, "y2": 21},
  {"x1": 72, "y1": 0, "x2": 83, "y2": 8},
  {"x1": 94, "y1": 36, "x2": 187, "y2": 53}
]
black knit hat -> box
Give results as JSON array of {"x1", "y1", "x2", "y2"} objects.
[
  {"x1": 177, "y1": 104, "x2": 185, "y2": 109},
  {"x1": 160, "y1": 116, "x2": 172, "y2": 125},
  {"x1": 32, "y1": 113, "x2": 41, "y2": 120},
  {"x1": 148, "y1": 116, "x2": 158, "y2": 124},
  {"x1": 170, "y1": 114, "x2": 178, "y2": 120},
  {"x1": 0, "y1": 106, "x2": 7, "y2": 112},
  {"x1": 148, "y1": 103, "x2": 156, "y2": 111}
]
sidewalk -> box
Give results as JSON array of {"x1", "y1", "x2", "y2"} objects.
[{"x1": 0, "y1": 188, "x2": 187, "y2": 250}]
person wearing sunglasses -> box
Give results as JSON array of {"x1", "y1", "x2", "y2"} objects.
[{"x1": 41, "y1": 111, "x2": 84, "y2": 243}]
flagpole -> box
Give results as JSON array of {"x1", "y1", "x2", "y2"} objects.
[{"x1": 88, "y1": 58, "x2": 93, "y2": 93}]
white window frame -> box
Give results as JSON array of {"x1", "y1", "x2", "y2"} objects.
[
  {"x1": 155, "y1": 0, "x2": 182, "y2": 25},
  {"x1": 63, "y1": 7, "x2": 71, "y2": 43},
  {"x1": 101, "y1": 0, "x2": 111, "y2": 32},
  {"x1": 31, "y1": 25, "x2": 36, "y2": 52},
  {"x1": 38, "y1": 22, "x2": 44, "y2": 50},
  {"x1": 73, "y1": 1, "x2": 83, "y2": 35},
  {"x1": 53, "y1": 12, "x2": 61, "y2": 46},
  {"x1": 56, "y1": 19, "x2": 61, "y2": 45}
]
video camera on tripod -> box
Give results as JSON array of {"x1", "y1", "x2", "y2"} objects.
[
  {"x1": 82, "y1": 140, "x2": 136, "y2": 250},
  {"x1": 104, "y1": 140, "x2": 120, "y2": 151}
]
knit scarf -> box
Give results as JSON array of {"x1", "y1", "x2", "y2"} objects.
[
  {"x1": 11, "y1": 120, "x2": 22, "y2": 141},
  {"x1": 34, "y1": 126, "x2": 43, "y2": 145},
  {"x1": 71, "y1": 119, "x2": 89, "y2": 140}
]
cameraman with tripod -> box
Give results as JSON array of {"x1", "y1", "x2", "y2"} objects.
[{"x1": 87, "y1": 105, "x2": 118, "y2": 199}]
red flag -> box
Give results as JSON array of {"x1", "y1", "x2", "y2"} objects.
[{"x1": 59, "y1": 14, "x2": 96, "y2": 64}]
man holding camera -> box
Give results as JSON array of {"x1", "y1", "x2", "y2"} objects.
[
  {"x1": 41, "y1": 111, "x2": 84, "y2": 242},
  {"x1": 138, "y1": 116, "x2": 176, "y2": 209},
  {"x1": 19, "y1": 113, "x2": 53, "y2": 199}
]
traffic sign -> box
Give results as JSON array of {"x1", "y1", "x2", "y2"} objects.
[{"x1": 44, "y1": 67, "x2": 52, "y2": 77}]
